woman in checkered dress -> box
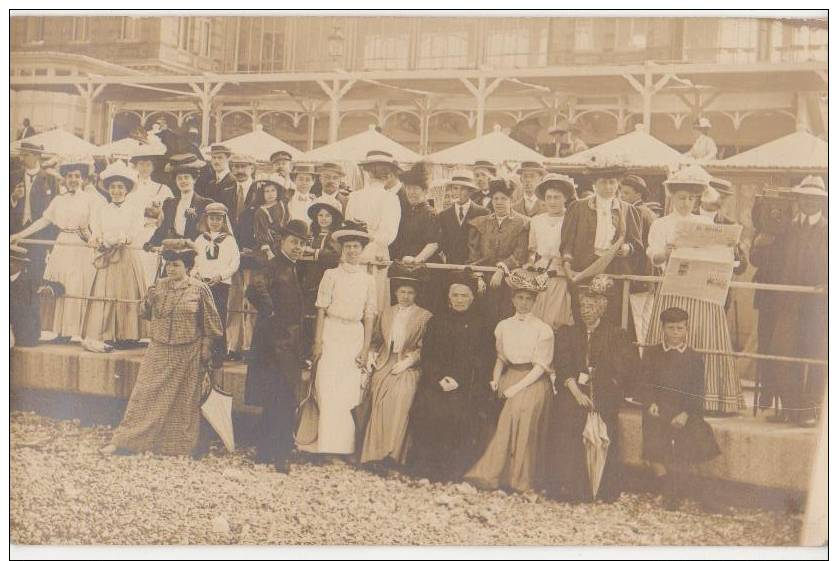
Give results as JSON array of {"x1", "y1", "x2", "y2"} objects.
[{"x1": 101, "y1": 245, "x2": 223, "y2": 456}]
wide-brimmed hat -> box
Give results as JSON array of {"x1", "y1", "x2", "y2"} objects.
[
  {"x1": 317, "y1": 162, "x2": 346, "y2": 177},
  {"x1": 579, "y1": 274, "x2": 614, "y2": 301},
  {"x1": 506, "y1": 268, "x2": 548, "y2": 294},
  {"x1": 209, "y1": 144, "x2": 232, "y2": 157},
  {"x1": 694, "y1": 117, "x2": 712, "y2": 130},
  {"x1": 269, "y1": 150, "x2": 294, "y2": 164},
  {"x1": 290, "y1": 163, "x2": 317, "y2": 180},
  {"x1": 10, "y1": 244, "x2": 30, "y2": 263},
  {"x1": 472, "y1": 160, "x2": 497, "y2": 176},
  {"x1": 445, "y1": 172, "x2": 478, "y2": 192},
  {"x1": 488, "y1": 178, "x2": 516, "y2": 199},
  {"x1": 664, "y1": 164, "x2": 711, "y2": 194},
  {"x1": 332, "y1": 220, "x2": 372, "y2": 244},
  {"x1": 229, "y1": 153, "x2": 255, "y2": 166},
  {"x1": 307, "y1": 200, "x2": 344, "y2": 225},
  {"x1": 168, "y1": 153, "x2": 206, "y2": 176},
  {"x1": 791, "y1": 175, "x2": 827, "y2": 198},
  {"x1": 17, "y1": 142, "x2": 46, "y2": 155},
  {"x1": 276, "y1": 219, "x2": 312, "y2": 241},
  {"x1": 446, "y1": 271, "x2": 478, "y2": 296},
  {"x1": 129, "y1": 142, "x2": 166, "y2": 163},
  {"x1": 516, "y1": 161, "x2": 546, "y2": 176},
  {"x1": 100, "y1": 161, "x2": 137, "y2": 190},
  {"x1": 389, "y1": 266, "x2": 423, "y2": 291},
  {"x1": 708, "y1": 176, "x2": 733, "y2": 197},
  {"x1": 621, "y1": 174, "x2": 649, "y2": 199},
  {"x1": 160, "y1": 238, "x2": 198, "y2": 266},
  {"x1": 58, "y1": 159, "x2": 92, "y2": 179},
  {"x1": 535, "y1": 173, "x2": 578, "y2": 202},
  {"x1": 359, "y1": 150, "x2": 402, "y2": 172}
]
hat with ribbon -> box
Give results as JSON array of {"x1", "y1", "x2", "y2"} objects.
[
  {"x1": 791, "y1": 175, "x2": 827, "y2": 198},
  {"x1": 663, "y1": 164, "x2": 711, "y2": 194},
  {"x1": 307, "y1": 199, "x2": 344, "y2": 226},
  {"x1": 445, "y1": 171, "x2": 478, "y2": 192},
  {"x1": 290, "y1": 163, "x2": 318, "y2": 180},
  {"x1": 228, "y1": 153, "x2": 255, "y2": 167},
  {"x1": 100, "y1": 160, "x2": 138, "y2": 190},
  {"x1": 472, "y1": 160, "x2": 497, "y2": 176},
  {"x1": 516, "y1": 161, "x2": 547, "y2": 176},
  {"x1": 209, "y1": 144, "x2": 232, "y2": 157},
  {"x1": 505, "y1": 268, "x2": 548, "y2": 294},
  {"x1": 359, "y1": 150, "x2": 402, "y2": 172},
  {"x1": 58, "y1": 158, "x2": 93, "y2": 179},
  {"x1": 332, "y1": 220, "x2": 373, "y2": 244},
  {"x1": 535, "y1": 173, "x2": 578, "y2": 202}
]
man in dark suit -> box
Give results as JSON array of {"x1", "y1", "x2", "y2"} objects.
[
  {"x1": 10, "y1": 245, "x2": 42, "y2": 347},
  {"x1": 16, "y1": 142, "x2": 59, "y2": 283},
  {"x1": 198, "y1": 143, "x2": 236, "y2": 201},
  {"x1": 438, "y1": 173, "x2": 490, "y2": 264},
  {"x1": 511, "y1": 161, "x2": 547, "y2": 218},
  {"x1": 468, "y1": 160, "x2": 497, "y2": 210},
  {"x1": 146, "y1": 161, "x2": 212, "y2": 247},
  {"x1": 18, "y1": 118, "x2": 36, "y2": 140},
  {"x1": 560, "y1": 162, "x2": 643, "y2": 323},
  {"x1": 750, "y1": 176, "x2": 827, "y2": 426},
  {"x1": 216, "y1": 153, "x2": 260, "y2": 235},
  {"x1": 244, "y1": 219, "x2": 310, "y2": 473},
  {"x1": 10, "y1": 168, "x2": 26, "y2": 235}
]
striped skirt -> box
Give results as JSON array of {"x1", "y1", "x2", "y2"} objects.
[{"x1": 646, "y1": 292, "x2": 744, "y2": 414}]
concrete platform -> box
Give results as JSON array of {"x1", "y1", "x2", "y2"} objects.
[{"x1": 10, "y1": 343, "x2": 818, "y2": 495}]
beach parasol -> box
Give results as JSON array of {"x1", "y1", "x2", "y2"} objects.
[
  {"x1": 201, "y1": 383, "x2": 236, "y2": 452},
  {"x1": 582, "y1": 411, "x2": 611, "y2": 501}
]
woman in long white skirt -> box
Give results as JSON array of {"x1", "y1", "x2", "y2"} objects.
[
  {"x1": 300, "y1": 222, "x2": 377, "y2": 459},
  {"x1": 11, "y1": 160, "x2": 100, "y2": 341}
]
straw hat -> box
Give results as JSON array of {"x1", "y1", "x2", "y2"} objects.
[
  {"x1": 332, "y1": 221, "x2": 372, "y2": 244},
  {"x1": 791, "y1": 175, "x2": 827, "y2": 198},
  {"x1": 505, "y1": 268, "x2": 548, "y2": 294},
  {"x1": 100, "y1": 161, "x2": 137, "y2": 190},
  {"x1": 535, "y1": 173, "x2": 578, "y2": 202}
]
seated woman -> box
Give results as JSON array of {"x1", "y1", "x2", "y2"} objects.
[
  {"x1": 251, "y1": 180, "x2": 288, "y2": 262},
  {"x1": 11, "y1": 159, "x2": 100, "y2": 341},
  {"x1": 547, "y1": 275, "x2": 639, "y2": 503},
  {"x1": 101, "y1": 241, "x2": 223, "y2": 456},
  {"x1": 299, "y1": 222, "x2": 377, "y2": 461},
  {"x1": 528, "y1": 173, "x2": 577, "y2": 330},
  {"x1": 408, "y1": 272, "x2": 496, "y2": 482},
  {"x1": 464, "y1": 270, "x2": 554, "y2": 493},
  {"x1": 81, "y1": 162, "x2": 148, "y2": 349},
  {"x1": 360, "y1": 272, "x2": 433, "y2": 468}
]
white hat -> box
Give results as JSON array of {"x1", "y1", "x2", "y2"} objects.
[
  {"x1": 701, "y1": 186, "x2": 721, "y2": 205},
  {"x1": 791, "y1": 175, "x2": 827, "y2": 198},
  {"x1": 100, "y1": 160, "x2": 138, "y2": 189},
  {"x1": 663, "y1": 164, "x2": 712, "y2": 195},
  {"x1": 130, "y1": 141, "x2": 166, "y2": 162},
  {"x1": 445, "y1": 170, "x2": 477, "y2": 191}
]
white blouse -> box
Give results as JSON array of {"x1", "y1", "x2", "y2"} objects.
[
  {"x1": 494, "y1": 313, "x2": 554, "y2": 370},
  {"x1": 193, "y1": 233, "x2": 241, "y2": 285},
  {"x1": 315, "y1": 263, "x2": 378, "y2": 322},
  {"x1": 389, "y1": 304, "x2": 416, "y2": 354},
  {"x1": 91, "y1": 203, "x2": 145, "y2": 247},
  {"x1": 529, "y1": 213, "x2": 564, "y2": 268},
  {"x1": 42, "y1": 190, "x2": 99, "y2": 233},
  {"x1": 344, "y1": 185, "x2": 402, "y2": 254}
]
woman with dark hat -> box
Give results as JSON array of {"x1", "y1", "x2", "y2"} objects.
[
  {"x1": 81, "y1": 161, "x2": 148, "y2": 348},
  {"x1": 299, "y1": 222, "x2": 378, "y2": 460},
  {"x1": 251, "y1": 179, "x2": 289, "y2": 261},
  {"x1": 101, "y1": 240, "x2": 223, "y2": 456},
  {"x1": 11, "y1": 158, "x2": 99, "y2": 341},
  {"x1": 300, "y1": 200, "x2": 343, "y2": 314},
  {"x1": 529, "y1": 173, "x2": 577, "y2": 330},
  {"x1": 547, "y1": 274, "x2": 639, "y2": 503},
  {"x1": 408, "y1": 272, "x2": 496, "y2": 482},
  {"x1": 146, "y1": 158, "x2": 213, "y2": 247},
  {"x1": 645, "y1": 165, "x2": 743, "y2": 415},
  {"x1": 467, "y1": 178, "x2": 530, "y2": 324},
  {"x1": 360, "y1": 271, "x2": 433, "y2": 467},
  {"x1": 464, "y1": 269, "x2": 554, "y2": 492}
]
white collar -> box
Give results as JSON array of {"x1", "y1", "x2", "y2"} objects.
[
  {"x1": 216, "y1": 168, "x2": 230, "y2": 181},
  {"x1": 396, "y1": 304, "x2": 415, "y2": 313},
  {"x1": 523, "y1": 192, "x2": 538, "y2": 202},
  {"x1": 594, "y1": 195, "x2": 616, "y2": 210},
  {"x1": 798, "y1": 211, "x2": 823, "y2": 226},
  {"x1": 662, "y1": 341, "x2": 688, "y2": 353},
  {"x1": 513, "y1": 312, "x2": 531, "y2": 322},
  {"x1": 25, "y1": 165, "x2": 40, "y2": 176},
  {"x1": 178, "y1": 191, "x2": 194, "y2": 204},
  {"x1": 387, "y1": 181, "x2": 403, "y2": 194}
]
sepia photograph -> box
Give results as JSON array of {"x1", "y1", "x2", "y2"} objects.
[{"x1": 6, "y1": 8, "x2": 829, "y2": 556}]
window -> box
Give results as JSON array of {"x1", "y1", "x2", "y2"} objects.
[
  {"x1": 235, "y1": 17, "x2": 286, "y2": 72},
  {"x1": 684, "y1": 18, "x2": 758, "y2": 63},
  {"x1": 485, "y1": 18, "x2": 547, "y2": 68},
  {"x1": 616, "y1": 19, "x2": 648, "y2": 50},
  {"x1": 195, "y1": 18, "x2": 211, "y2": 56},
  {"x1": 25, "y1": 17, "x2": 45, "y2": 43},
  {"x1": 771, "y1": 22, "x2": 828, "y2": 62},
  {"x1": 177, "y1": 17, "x2": 191, "y2": 51},
  {"x1": 71, "y1": 17, "x2": 89, "y2": 42},
  {"x1": 574, "y1": 19, "x2": 595, "y2": 51},
  {"x1": 360, "y1": 18, "x2": 410, "y2": 70},
  {"x1": 119, "y1": 16, "x2": 138, "y2": 41},
  {"x1": 417, "y1": 20, "x2": 471, "y2": 69}
]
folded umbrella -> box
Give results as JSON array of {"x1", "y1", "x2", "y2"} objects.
[
  {"x1": 201, "y1": 384, "x2": 236, "y2": 452},
  {"x1": 582, "y1": 411, "x2": 611, "y2": 501}
]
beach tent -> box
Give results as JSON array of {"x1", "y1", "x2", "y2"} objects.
[
  {"x1": 12, "y1": 128, "x2": 98, "y2": 158},
  {"x1": 427, "y1": 125, "x2": 544, "y2": 166},
  {"x1": 305, "y1": 125, "x2": 421, "y2": 164},
  {"x1": 710, "y1": 129, "x2": 827, "y2": 173},
  {"x1": 220, "y1": 125, "x2": 305, "y2": 163}
]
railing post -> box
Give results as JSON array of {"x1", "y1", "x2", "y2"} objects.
[{"x1": 621, "y1": 278, "x2": 630, "y2": 330}]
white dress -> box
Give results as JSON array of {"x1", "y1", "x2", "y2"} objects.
[
  {"x1": 127, "y1": 178, "x2": 175, "y2": 285},
  {"x1": 300, "y1": 263, "x2": 377, "y2": 455},
  {"x1": 528, "y1": 213, "x2": 573, "y2": 330},
  {"x1": 41, "y1": 190, "x2": 100, "y2": 338}
]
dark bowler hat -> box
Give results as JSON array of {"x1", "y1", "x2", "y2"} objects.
[
  {"x1": 168, "y1": 153, "x2": 206, "y2": 176},
  {"x1": 209, "y1": 144, "x2": 232, "y2": 157},
  {"x1": 269, "y1": 150, "x2": 294, "y2": 164},
  {"x1": 488, "y1": 178, "x2": 515, "y2": 199},
  {"x1": 276, "y1": 219, "x2": 311, "y2": 241},
  {"x1": 307, "y1": 200, "x2": 344, "y2": 225},
  {"x1": 389, "y1": 265, "x2": 423, "y2": 291},
  {"x1": 621, "y1": 174, "x2": 649, "y2": 199},
  {"x1": 516, "y1": 161, "x2": 546, "y2": 175}
]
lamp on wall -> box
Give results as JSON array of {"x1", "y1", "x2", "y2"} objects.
[{"x1": 327, "y1": 25, "x2": 346, "y2": 68}]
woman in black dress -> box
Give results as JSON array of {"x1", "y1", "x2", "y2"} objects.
[{"x1": 408, "y1": 272, "x2": 496, "y2": 482}]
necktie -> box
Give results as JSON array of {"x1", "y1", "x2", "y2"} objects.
[
  {"x1": 458, "y1": 205, "x2": 465, "y2": 224},
  {"x1": 236, "y1": 184, "x2": 244, "y2": 218}
]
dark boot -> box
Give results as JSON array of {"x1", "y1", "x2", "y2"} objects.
[{"x1": 663, "y1": 472, "x2": 681, "y2": 511}]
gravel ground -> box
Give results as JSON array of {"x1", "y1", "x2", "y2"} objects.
[{"x1": 11, "y1": 411, "x2": 801, "y2": 546}]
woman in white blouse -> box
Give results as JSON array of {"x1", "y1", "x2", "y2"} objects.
[
  {"x1": 300, "y1": 222, "x2": 378, "y2": 460},
  {"x1": 80, "y1": 162, "x2": 148, "y2": 348},
  {"x1": 528, "y1": 173, "x2": 578, "y2": 330},
  {"x1": 360, "y1": 273, "x2": 433, "y2": 467},
  {"x1": 11, "y1": 160, "x2": 100, "y2": 340},
  {"x1": 645, "y1": 165, "x2": 743, "y2": 415},
  {"x1": 465, "y1": 271, "x2": 554, "y2": 492}
]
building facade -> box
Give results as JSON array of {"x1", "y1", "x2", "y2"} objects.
[{"x1": 11, "y1": 14, "x2": 828, "y2": 155}]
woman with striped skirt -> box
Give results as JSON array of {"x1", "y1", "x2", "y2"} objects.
[{"x1": 645, "y1": 165, "x2": 744, "y2": 415}]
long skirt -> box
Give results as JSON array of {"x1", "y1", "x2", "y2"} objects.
[
  {"x1": 81, "y1": 247, "x2": 147, "y2": 342},
  {"x1": 360, "y1": 356, "x2": 420, "y2": 464},
  {"x1": 138, "y1": 225, "x2": 162, "y2": 286},
  {"x1": 110, "y1": 338, "x2": 204, "y2": 455},
  {"x1": 42, "y1": 231, "x2": 96, "y2": 338},
  {"x1": 298, "y1": 316, "x2": 364, "y2": 455},
  {"x1": 532, "y1": 276, "x2": 574, "y2": 330},
  {"x1": 646, "y1": 292, "x2": 744, "y2": 413},
  {"x1": 464, "y1": 366, "x2": 552, "y2": 492},
  {"x1": 226, "y1": 270, "x2": 255, "y2": 354}
]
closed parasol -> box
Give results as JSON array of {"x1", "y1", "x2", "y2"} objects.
[
  {"x1": 201, "y1": 381, "x2": 236, "y2": 453},
  {"x1": 582, "y1": 411, "x2": 611, "y2": 501}
]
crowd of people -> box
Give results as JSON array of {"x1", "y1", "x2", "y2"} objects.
[{"x1": 9, "y1": 127, "x2": 827, "y2": 509}]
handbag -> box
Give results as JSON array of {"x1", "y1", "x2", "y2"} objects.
[{"x1": 294, "y1": 362, "x2": 319, "y2": 446}]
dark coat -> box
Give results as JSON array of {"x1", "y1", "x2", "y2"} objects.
[
  {"x1": 389, "y1": 200, "x2": 441, "y2": 261},
  {"x1": 216, "y1": 179, "x2": 260, "y2": 230},
  {"x1": 10, "y1": 268, "x2": 42, "y2": 347},
  {"x1": 639, "y1": 344, "x2": 720, "y2": 465},
  {"x1": 147, "y1": 192, "x2": 212, "y2": 246},
  {"x1": 559, "y1": 196, "x2": 643, "y2": 275},
  {"x1": 548, "y1": 322, "x2": 639, "y2": 501},
  {"x1": 467, "y1": 213, "x2": 530, "y2": 270},
  {"x1": 23, "y1": 169, "x2": 59, "y2": 228},
  {"x1": 198, "y1": 169, "x2": 236, "y2": 203},
  {"x1": 300, "y1": 230, "x2": 340, "y2": 310},
  {"x1": 409, "y1": 307, "x2": 497, "y2": 481},
  {"x1": 244, "y1": 252, "x2": 306, "y2": 408},
  {"x1": 438, "y1": 203, "x2": 490, "y2": 265}
]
